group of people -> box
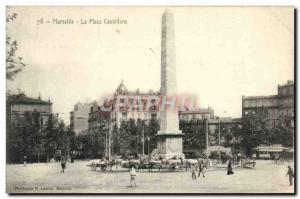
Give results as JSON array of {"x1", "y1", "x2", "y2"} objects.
[
  {"x1": 191, "y1": 159, "x2": 234, "y2": 180},
  {"x1": 270, "y1": 153, "x2": 281, "y2": 164},
  {"x1": 191, "y1": 160, "x2": 206, "y2": 180},
  {"x1": 60, "y1": 154, "x2": 295, "y2": 188}
]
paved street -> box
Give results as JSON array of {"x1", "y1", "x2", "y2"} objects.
[{"x1": 6, "y1": 160, "x2": 294, "y2": 193}]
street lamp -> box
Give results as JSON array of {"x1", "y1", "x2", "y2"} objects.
[
  {"x1": 107, "y1": 121, "x2": 112, "y2": 160},
  {"x1": 205, "y1": 118, "x2": 209, "y2": 160},
  {"x1": 142, "y1": 126, "x2": 145, "y2": 156},
  {"x1": 218, "y1": 122, "x2": 221, "y2": 163},
  {"x1": 146, "y1": 136, "x2": 151, "y2": 155}
]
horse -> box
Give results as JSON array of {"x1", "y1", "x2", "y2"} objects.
[{"x1": 88, "y1": 159, "x2": 101, "y2": 171}]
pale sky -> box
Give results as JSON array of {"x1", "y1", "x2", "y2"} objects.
[{"x1": 6, "y1": 6, "x2": 294, "y2": 124}]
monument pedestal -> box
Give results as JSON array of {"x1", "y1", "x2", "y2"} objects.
[{"x1": 156, "y1": 131, "x2": 185, "y2": 159}]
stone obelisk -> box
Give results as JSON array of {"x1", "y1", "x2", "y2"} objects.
[{"x1": 156, "y1": 9, "x2": 184, "y2": 159}]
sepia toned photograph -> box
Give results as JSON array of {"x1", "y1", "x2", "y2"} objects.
[{"x1": 6, "y1": 6, "x2": 295, "y2": 194}]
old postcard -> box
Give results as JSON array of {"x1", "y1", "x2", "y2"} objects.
[{"x1": 6, "y1": 6, "x2": 295, "y2": 194}]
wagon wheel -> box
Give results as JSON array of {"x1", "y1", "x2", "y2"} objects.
[{"x1": 169, "y1": 163, "x2": 175, "y2": 171}]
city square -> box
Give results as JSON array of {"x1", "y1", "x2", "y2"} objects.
[
  {"x1": 6, "y1": 160, "x2": 294, "y2": 193},
  {"x1": 6, "y1": 6, "x2": 295, "y2": 194}
]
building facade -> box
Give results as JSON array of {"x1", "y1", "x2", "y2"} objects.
[
  {"x1": 88, "y1": 101, "x2": 111, "y2": 133},
  {"x1": 242, "y1": 80, "x2": 294, "y2": 128},
  {"x1": 179, "y1": 107, "x2": 214, "y2": 121},
  {"x1": 7, "y1": 93, "x2": 52, "y2": 126},
  {"x1": 110, "y1": 80, "x2": 161, "y2": 127},
  {"x1": 104, "y1": 80, "x2": 216, "y2": 127},
  {"x1": 70, "y1": 102, "x2": 93, "y2": 135}
]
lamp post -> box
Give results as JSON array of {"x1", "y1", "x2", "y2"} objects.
[
  {"x1": 205, "y1": 118, "x2": 209, "y2": 160},
  {"x1": 142, "y1": 126, "x2": 145, "y2": 156},
  {"x1": 218, "y1": 122, "x2": 221, "y2": 163},
  {"x1": 104, "y1": 122, "x2": 110, "y2": 159},
  {"x1": 146, "y1": 136, "x2": 151, "y2": 155},
  {"x1": 108, "y1": 120, "x2": 112, "y2": 160}
]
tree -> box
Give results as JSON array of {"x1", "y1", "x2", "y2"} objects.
[
  {"x1": 6, "y1": 13, "x2": 26, "y2": 81},
  {"x1": 7, "y1": 109, "x2": 73, "y2": 163},
  {"x1": 56, "y1": 120, "x2": 67, "y2": 156},
  {"x1": 119, "y1": 119, "x2": 138, "y2": 155},
  {"x1": 68, "y1": 129, "x2": 77, "y2": 155},
  {"x1": 31, "y1": 111, "x2": 43, "y2": 162},
  {"x1": 270, "y1": 115, "x2": 294, "y2": 147},
  {"x1": 117, "y1": 118, "x2": 159, "y2": 156},
  {"x1": 146, "y1": 118, "x2": 159, "y2": 154},
  {"x1": 111, "y1": 123, "x2": 120, "y2": 155},
  {"x1": 76, "y1": 134, "x2": 89, "y2": 159},
  {"x1": 240, "y1": 108, "x2": 270, "y2": 157},
  {"x1": 7, "y1": 110, "x2": 43, "y2": 163},
  {"x1": 42, "y1": 114, "x2": 59, "y2": 162},
  {"x1": 7, "y1": 114, "x2": 25, "y2": 163},
  {"x1": 180, "y1": 119, "x2": 206, "y2": 150},
  {"x1": 87, "y1": 118, "x2": 107, "y2": 158}
]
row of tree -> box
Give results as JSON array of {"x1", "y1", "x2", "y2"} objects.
[
  {"x1": 76, "y1": 107, "x2": 293, "y2": 159},
  {"x1": 240, "y1": 108, "x2": 293, "y2": 156},
  {"x1": 75, "y1": 118, "x2": 159, "y2": 159},
  {"x1": 7, "y1": 111, "x2": 76, "y2": 163},
  {"x1": 7, "y1": 106, "x2": 294, "y2": 163}
]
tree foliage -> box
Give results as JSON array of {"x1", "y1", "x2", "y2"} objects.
[
  {"x1": 6, "y1": 13, "x2": 26, "y2": 81},
  {"x1": 269, "y1": 116, "x2": 294, "y2": 147},
  {"x1": 7, "y1": 111, "x2": 74, "y2": 163},
  {"x1": 86, "y1": 118, "x2": 107, "y2": 158},
  {"x1": 180, "y1": 119, "x2": 206, "y2": 150},
  {"x1": 240, "y1": 108, "x2": 270, "y2": 156},
  {"x1": 116, "y1": 118, "x2": 159, "y2": 156}
]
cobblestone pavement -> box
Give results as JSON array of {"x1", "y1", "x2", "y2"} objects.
[{"x1": 6, "y1": 160, "x2": 294, "y2": 193}]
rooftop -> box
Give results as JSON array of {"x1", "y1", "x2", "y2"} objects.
[
  {"x1": 242, "y1": 95, "x2": 278, "y2": 100},
  {"x1": 114, "y1": 80, "x2": 160, "y2": 96},
  {"x1": 116, "y1": 79, "x2": 128, "y2": 94},
  {"x1": 278, "y1": 80, "x2": 294, "y2": 87},
  {"x1": 179, "y1": 108, "x2": 212, "y2": 114},
  {"x1": 8, "y1": 94, "x2": 52, "y2": 105}
]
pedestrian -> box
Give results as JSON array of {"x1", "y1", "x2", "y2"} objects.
[
  {"x1": 286, "y1": 166, "x2": 294, "y2": 186},
  {"x1": 60, "y1": 156, "x2": 66, "y2": 174},
  {"x1": 227, "y1": 160, "x2": 234, "y2": 175},
  {"x1": 198, "y1": 160, "x2": 205, "y2": 178},
  {"x1": 191, "y1": 165, "x2": 197, "y2": 180},
  {"x1": 23, "y1": 155, "x2": 27, "y2": 167},
  {"x1": 130, "y1": 167, "x2": 137, "y2": 187},
  {"x1": 205, "y1": 159, "x2": 210, "y2": 169}
]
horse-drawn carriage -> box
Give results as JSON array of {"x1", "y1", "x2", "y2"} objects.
[
  {"x1": 87, "y1": 158, "x2": 123, "y2": 171},
  {"x1": 87, "y1": 155, "x2": 210, "y2": 172},
  {"x1": 241, "y1": 158, "x2": 256, "y2": 168},
  {"x1": 124, "y1": 156, "x2": 209, "y2": 172}
]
